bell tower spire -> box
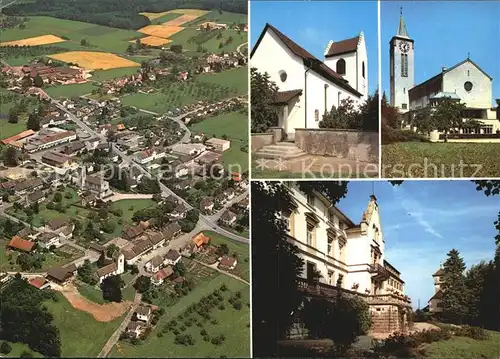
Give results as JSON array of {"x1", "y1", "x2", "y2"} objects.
[{"x1": 397, "y1": 7, "x2": 409, "y2": 38}]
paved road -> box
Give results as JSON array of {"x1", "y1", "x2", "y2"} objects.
[
  {"x1": 106, "y1": 193, "x2": 153, "y2": 202},
  {"x1": 97, "y1": 292, "x2": 142, "y2": 358},
  {"x1": 237, "y1": 42, "x2": 248, "y2": 57}
]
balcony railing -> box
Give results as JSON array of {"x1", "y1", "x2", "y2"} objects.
[
  {"x1": 368, "y1": 263, "x2": 391, "y2": 281},
  {"x1": 297, "y1": 278, "x2": 412, "y2": 307}
]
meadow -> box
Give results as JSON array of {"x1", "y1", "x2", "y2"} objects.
[
  {"x1": 44, "y1": 292, "x2": 125, "y2": 357},
  {"x1": 190, "y1": 110, "x2": 248, "y2": 171},
  {"x1": 382, "y1": 142, "x2": 500, "y2": 178},
  {"x1": 110, "y1": 273, "x2": 250, "y2": 358},
  {"x1": 44, "y1": 82, "x2": 99, "y2": 99}
]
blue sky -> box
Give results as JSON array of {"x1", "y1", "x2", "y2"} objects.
[
  {"x1": 381, "y1": 1, "x2": 500, "y2": 104},
  {"x1": 250, "y1": 1, "x2": 378, "y2": 95},
  {"x1": 338, "y1": 180, "x2": 498, "y2": 310}
]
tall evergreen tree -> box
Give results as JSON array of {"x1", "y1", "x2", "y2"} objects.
[
  {"x1": 250, "y1": 67, "x2": 279, "y2": 133},
  {"x1": 441, "y1": 249, "x2": 469, "y2": 324}
]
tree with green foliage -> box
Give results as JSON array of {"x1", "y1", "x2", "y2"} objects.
[
  {"x1": 101, "y1": 275, "x2": 122, "y2": 302},
  {"x1": 78, "y1": 259, "x2": 97, "y2": 285},
  {"x1": 174, "y1": 261, "x2": 186, "y2": 277},
  {"x1": 3, "y1": 147, "x2": 19, "y2": 167},
  {"x1": 33, "y1": 74, "x2": 43, "y2": 88},
  {"x1": 106, "y1": 243, "x2": 119, "y2": 258},
  {"x1": 26, "y1": 112, "x2": 40, "y2": 131},
  {"x1": 8, "y1": 108, "x2": 19, "y2": 124},
  {"x1": 0, "y1": 341, "x2": 12, "y2": 354},
  {"x1": 431, "y1": 98, "x2": 466, "y2": 142},
  {"x1": 134, "y1": 275, "x2": 151, "y2": 293},
  {"x1": 319, "y1": 98, "x2": 362, "y2": 129},
  {"x1": 440, "y1": 249, "x2": 469, "y2": 324},
  {"x1": 250, "y1": 68, "x2": 279, "y2": 133}
]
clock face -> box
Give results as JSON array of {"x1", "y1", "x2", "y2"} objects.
[{"x1": 399, "y1": 41, "x2": 410, "y2": 53}]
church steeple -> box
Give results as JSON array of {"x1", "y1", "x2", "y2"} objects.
[{"x1": 397, "y1": 7, "x2": 409, "y2": 38}]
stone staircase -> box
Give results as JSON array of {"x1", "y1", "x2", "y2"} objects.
[{"x1": 254, "y1": 141, "x2": 307, "y2": 160}]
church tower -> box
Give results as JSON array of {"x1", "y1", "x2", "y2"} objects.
[{"x1": 389, "y1": 8, "x2": 414, "y2": 112}]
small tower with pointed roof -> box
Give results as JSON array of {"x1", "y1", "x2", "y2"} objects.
[{"x1": 389, "y1": 7, "x2": 415, "y2": 113}]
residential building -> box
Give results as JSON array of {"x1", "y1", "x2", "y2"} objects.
[
  {"x1": 45, "y1": 219, "x2": 74, "y2": 239},
  {"x1": 192, "y1": 232, "x2": 210, "y2": 250},
  {"x1": 161, "y1": 222, "x2": 182, "y2": 241},
  {"x1": 15, "y1": 178, "x2": 43, "y2": 195},
  {"x1": 26, "y1": 190, "x2": 45, "y2": 204},
  {"x1": 24, "y1": 129, "x2": 77, "y2": 153},
  {"x1": 147, "y1": 232, "x2": 165, "y2": 250},
  {"x1": 29, "y1": 277, "x2": 51, "y2": 290},
  {"x1": 151, "y1": 266, "x2": 174, "y2": 286},
  {"x1": 46, "y1": 264, "x2": 77, "y2": 284},
  {"x1": 169, "y1": 203, "x2": 187, "y2": 219},
  {"x1": 133, "y1": 148, "x2": 166, "y2": 165},
  {"x1": 164, "y1": 249, "x2": 181, "y2": 266},
  {"x1": 282, "y1": 182, "x2": 411, "y2": 334},
  {"x1": 220, "y1": 210, "x2": 237, "y2": 226},
  {"x1": 7, "y1": 236, "x2": 35, "y2": 253},
  {"x1": 41, "y1": 151, "x2": 74, "y2": 168},
  {"x1": 37, "y1": 232, "x2": 61, "y2": 249},
  {"x1": 205, "y1": 137, "x2": 231, "y2": 152},
  {"x1": 127, "y1": 321, "x2": 143, "y2": 338},
  {"x1": 136, "y1": 306, "x2": 152, "y2": 322},
  {"x1": 218, "y1": 256, "x2": 237, "y2": 270},
  {"x1": 145, "y1": 255, "x2": 164, "y2": 273},
  {"x1": 171, "y1": 143, "x2": 207, "y2": 156},
  {"x1": 200, "y1": 197, "x2": 214, "y2": 212}
]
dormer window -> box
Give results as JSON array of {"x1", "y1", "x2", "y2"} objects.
[{"x1": 336, "y1": 58, "x2": 346, "y2": 75}]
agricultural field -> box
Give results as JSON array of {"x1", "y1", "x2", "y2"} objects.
[
  {"x1": 0, "y1": 89, "x2": 40, "y2": 140},
  {"x1": 0, "y1": 16, "x2": 142, "y2": 54},
  {"x1": 49, "y1": 51, "x2": 140, "y2": 70},
  {"x1": 382, "y1": 142, "x2": 500, "y2": 178},
  {"x1": 190, "y1": 110, "x2": 248, "y2": 171},
  {"x1": 133, "y1": 35, "x2": 171, "y2": 47},
  {"x1": 198, "y1": 67, "x2": 248, "y2": 95},
  {"x1": 89, "y1": 67, "x2": 141, "y2": 82},
  {"x1": 45, "y1": 292, "x2": 126, "y2": 357},
  {"x1": 138, "y1": 25, "x2": 184, "y2": 39},
  {"x1": 44, "y1": 82, "x2": 99, "y2": 99},
  {"x1": 185, "y1": 10, "x2": 247, "y2": 26},
  {"x1": 0, "y1": 34, "x2": 65, "y2": 46},
  {"x1": 110, "y1": 271, "x2": 250, "y2": 358}
]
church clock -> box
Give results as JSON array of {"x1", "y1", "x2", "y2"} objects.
[{"x1": 399, "y1": 41, "x2": 410, "y2": 53}]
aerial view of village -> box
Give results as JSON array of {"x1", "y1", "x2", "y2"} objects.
[{"x1": 0, "y1": 0, "x2": 249, "y2": 357}]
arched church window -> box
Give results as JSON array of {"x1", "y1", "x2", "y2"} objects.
[
  {"x1": 464, "y1": 81, "x2": 473, "y2": 92},
  {"x1": 336, "y1": 58, "x2": 346, "y2": 75},
  {"x1": 362, "y1": 61, "x2": 365, "y2": 79},
  {"x1": 278, "y1": 70, "x2": 287, "y2": 82},
  {"x1": 314, "y1": 109, "x2": 319, "y2": 122}
]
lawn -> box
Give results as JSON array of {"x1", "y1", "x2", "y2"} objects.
[
  {"x1": 0, "y1": 16, "x2": 142, "y2": 53},
  {"x1": 44, "y1": 82, "x2": 99, "y2": 99},
  {"x1": 90, "y1": 67, "x2": 140, "y2": 82},
  {"x1": 45, "y1": 292, "x2": 125, "y2": 357},
  {"x1": 201, "y1": 29, "x2": 247, "y2": 53},
  {"x1": 423, "y1": 329, "x2": 500, "y2": 358},
  {"x1": 198, "y1": 67, "x2": 248, "y2": 95},
  {"x1": 382, "y1": 142, "x2": 500, "y2": 178},
  {"x1": 110, "y1": 199, "x2": 156, "y2": 223},
  {"x1": 0, "y1": 88, "x2": 40, "y2": 139},
  {"x1": 110, "y1": 273, "x2": 250, "y2": 358},
  {"x1": 190, "y1": 110, "x2": 248, "y2": 171},
  {"x1": 77, "y1": 280, "x2": 136, "y2": 304},
  {"x1": 184, "y1": 10, "x2": 247, "y2": 27},
  {"x1": 203, "y1": 230, "x2": 250, "y2": 282}
]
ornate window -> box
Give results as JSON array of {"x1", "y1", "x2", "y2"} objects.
[
  {"x1": 278, "y1": 70, "x2": 287, "y2": 82},
  {"x1": 336, "y1": 58, "x2": 346, "y2": 75}
]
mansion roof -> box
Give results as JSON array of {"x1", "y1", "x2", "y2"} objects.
[{"x1": 251, "y1": 23, "x2": 362, "y2": 98}]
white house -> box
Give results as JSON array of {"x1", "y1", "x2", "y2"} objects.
[
  {"x1": 164, "y1": 249, "x2": 181, "y2": 266},
  {"x1": 145, "y1": 255, "x2": 163, "y2": 273},
  {"x1": 127, "y1": 321, "x2": 143, "y2": 338},
  {"x1": 251, "y1": 23, "x2": 366, "y2": 140},
  {"x1": 136, "y1": 306, "x2": 152, "y2": 322},
  {"x1": 205, "y1": 137, "x2": 231, "y2": 152},
  {"x1": 37, "y1": 232, "x2": 61, "y2": 249},
  {"x1": 220, "y1": 210, "x2": 237, "y2": 226},
  {"x1": 151, "y1": 266, "x2": 174, "y2": 286},
  {"x1": 133, "y1": 149, "x2": 166, "y2": 165}
]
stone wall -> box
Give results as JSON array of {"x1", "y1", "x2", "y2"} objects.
[
  {"x1": 251, "y1": 133, "x2": 274, "y2": 152},
  {"x1": 370, "y1": 304, "x2": 409, "y2": 334},
  {"x1": 294, "y1": 129, "x2": 379, "y2": 163}
]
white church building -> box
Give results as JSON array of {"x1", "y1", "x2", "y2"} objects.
[
  {"x1": 282, "y1": 182, "x2": 411, "y2": 334},
  {"x1": 390, "y1": 10, "x2": 500, "y2": 137},
  {"x1": 251, "y1": 24, "x2": 368, "y2": 139}
]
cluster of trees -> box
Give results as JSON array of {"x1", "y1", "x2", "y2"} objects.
[
  {"x1": 5, "y1": 0, "x2": 247, "y2": 30},
  {"x1": 0, "y1": 217, "x2": 23, "y2": 238},
  {"x1": 77, "y1": 259, "x2": 98, "y2": 285},
  {"x1": 16, "y1": 252, "x2": 46, "y2": 271},
  {"x1": 0, "y1": 44, "x2": 68, "y2": 60},
  {"x1": 0, "y1": 275, "x2": 61, "y2": 357},
  {"x1": 101, "y1": 275, "x2": 124, "y2": 302},
  {"x1": 438, "y1": 247, "x2": 500, "y2": 330},
  {"x1": 319, "y1": 92, "x2": 379, "y2": 132}
]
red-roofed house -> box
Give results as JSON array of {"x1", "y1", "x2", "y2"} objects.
[
  {"x1": 29, "y1": 277, "x2": 51, "y2": 290},
  {"x1": 7, "y1": 236, "x2": 36, "y2": 253}
]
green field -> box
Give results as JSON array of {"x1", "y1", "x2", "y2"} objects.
[
  {"x1": 190, "y1": 110, "x2": 248, "y2": 171},
  {"x1": 203, "y1": 230, "x2": 249, "y2": 282},
  {"x1": 0, "y1": 16, "x2": 142, "y2": 54},
  {"x1": 90, "y1": 67, "x2": 140, "y2": 82},
  {"x1": 110, "y1": 199, "x2": 156, "y2": 223},
  {"x1": 77, "y1": 280, "x2": 136, "y2": 304},
  {"x1": 184, "y1": 10, "x2": 247, "y2": 26},
  {"x1": 423, "y1": 329, "x2": 500, "y2": 358},
  {"x1": 44, "y1": 82, "x2": 99, "y2": 99},
  {"x1": 198, "y1": 67, "x2": 248, "y2": 95},
  {"x1": 0, "y1": 89, "x2": 40, "y2": 139},
  {"x1": 110, "y1": 273, "x2": 250, "y2": 358},
  {"x1": 45, "y1": 292, "x2": 125, "y2": 357},
  {"x1": 382, "y1": 142, "x2": 500, "y2": 178}
]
